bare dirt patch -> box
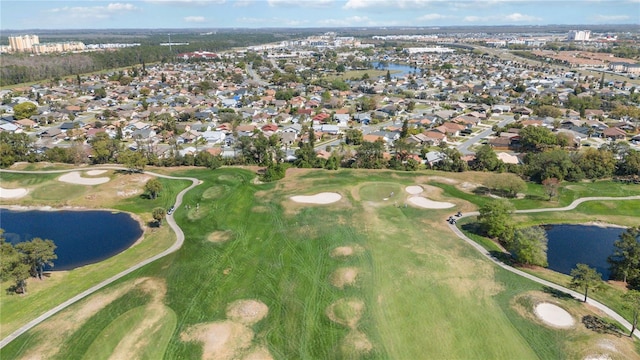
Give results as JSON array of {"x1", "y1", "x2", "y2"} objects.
[
  {"x1": 226, "y1": 300, "x2": 269, "y2": 326},
  {"x1": 341, "y1": 330, "x2": 373, "y2": 357},
  {"x1": 330, "y1": 245, "x2": 364, "y2": 258},
  {"x1": 290, "y1": 192, "x2": 341, "y2": 205},
  {"x1": 208, "y1": 231, "x2": 233, "y2": 243},
  {"x1": 407, "y1": 196, "x2": 455, "y2": 209},
  {"x1": 427, "y1": 176, "x2": 459, "y2": 184},
  {"x1": 534, "y1": 302, "x2": 575, "y2": 328},
  {"x1": 330, "y1": 267, "x2": 360, "y2": 289},
  {"x1": 243, "y1": 346, "x2": 274, "y2": 360},
  {"x1": 0, "y1": 186, "x2": 28, "y2": 199},
  {"x1": 86, "y1": 170, "x2": 108, "y2": 176},
  {"x1": 326, "y1": 298, "x2": 365, "y2": 329},
  {"x1": 181, "y1": 320, "x2": 254, "y2": 360},
  {"x1": 58, "y1": 171, "x2": 110, "y2": 185},
  {"x1": 21, "y1": 277, "x2": 164, "y2": 360}
]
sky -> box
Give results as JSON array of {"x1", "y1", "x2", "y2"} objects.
[{"x1": 1, "y1": 0, "x2": 638, "y2": 30}]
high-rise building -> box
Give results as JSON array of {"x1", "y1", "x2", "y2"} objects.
[
  {"x1": 8, "y1": 34, "x2": 40, "y2": 52},
  {"x1": 568, "y1": 30, "x2": 591, "y2": 41}
]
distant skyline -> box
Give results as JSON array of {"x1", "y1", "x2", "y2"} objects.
[{"x1": 1, "y1": 0, "x2": 638, "y2": 31}]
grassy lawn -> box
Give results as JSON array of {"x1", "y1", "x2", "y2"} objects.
[{"x1": 1, "y1": 168, "x2": 639, "y2": 359}]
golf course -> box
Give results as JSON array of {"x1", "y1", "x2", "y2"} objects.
[{"x1": 1, "y1": 165, "x2": 639, "y2": 359}]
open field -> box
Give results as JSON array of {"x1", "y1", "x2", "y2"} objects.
[{"x1": 1, "y1": 167, "x2": 639, "y2": 359}]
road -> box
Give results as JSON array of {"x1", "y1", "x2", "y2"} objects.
[
  {"x1": 0, "y1": 166, "x2": 200, "y2": 349},
  {"x1": 456, "y1": 115, "x2": 515, "y2": 155},
  {"x1": 448, "y1": 195, "x2": 640, "y2": 340},
  {"x1": 313, "y1": 118, "x2": 399, "y2": 151}
]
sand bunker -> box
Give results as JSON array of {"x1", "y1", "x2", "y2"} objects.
[
  {"x1": 86, "y1": 169, "x2": 108, "y2": 176},
  {"x1": 331, "y1": 267, "x2": 360, "y2": 289},
  {"x1": 226, "y1": 300, "x2": 269, "y2": 325},
  {"x1": 0, "y1": 186, "x2": 28, "y2": 199},
  {"x1": 58, "y1": 171, "x2": 110, "y2": 185},
  {"x1": 534, "y1": 303, "x2": 575, "y2": 328},
  {"x1": 290, "y1": 192, "x2": 341, "y2": 204},
  {"x1": 405, "y1": 185, "x2": 424, "y2": 195},
  {"x1": 408, "y1": 196, "x2": 455, "y2": 209},
  {"x1": 243, "y1": 346, "x2": 274, "y2": 360}
]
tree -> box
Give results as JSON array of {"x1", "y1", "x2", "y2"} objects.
[
  {"x1": 575, "y1": 148, "x2": 615, "y2": 179},
  {"x1": 400, "y1": 119, "x2": 409, "y2": 139},
  {"x1": 12, "y1": 102, "x2": 37, "y2": 119},
  {"x1": 152, "y1": 207, "x2": 166, "y2": 226},
  {"x1": 144, "y1": 178, "x2": 163, "y2": 200},
  {"x1": 477, "y1": 199, "x2": 516, "y2": 246},
  {"x1": 15, "y1": 238, "x2": 57, "y2": 280},
  {"x1": 569, "y1": 263, "x2": 603, "y2": 302},
  {"x1": 118, "y1": 149, "x2": 147, "y2": 173},
  {"x1": 473, "y1": 144, "x2": 500, "y2": 171},
  {"x1": 344, "y1": 128, "x2": 363, "y2": 145},
  {"x1": 510, "y1": 226, "x2": 548, "y2": 267},
  {"x1": 484, "y1": 173, "x2": 526, "y2": 198},
  {"x1": 542, "y1": 177, "x2": 560, "y2": 200},
  {"x1": 607, "y1": 226, "x2": 640, "y2": 285},
  {"x1": 622, "y1": 290, "x2": 640, "y2": 337},
  {"x1": 533, "y1": 105, "x2": 563, "y2": 118},
  {"x1": 354, "y1": 140, "x2": 386, "y2": 169},
  {"x1": 519, "y1": 125, "x2": 557, "y2": 151},
  {"x1": 89, "y1": 132, "x2": 120, "y2": 164}
]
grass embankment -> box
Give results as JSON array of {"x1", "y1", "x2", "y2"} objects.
[
  {"x1": 0, "y1": 169, "x2": 189, "y2": 339},
  {"x1": 2, "y1": 168, "x2": 639, "y2": 359}
]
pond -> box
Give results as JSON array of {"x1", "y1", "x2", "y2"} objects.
[
  {"x1": 0, "y1": 209, "x2": 143, "y2": 271},
  {"x1": 372, "y1": 62, "x2": 418, "y2": 78},
  {"x1": 546, "y1": 224, "x2": 626, "y2": 280}
]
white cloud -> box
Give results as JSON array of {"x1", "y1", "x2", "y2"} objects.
[
  {"x1": 48, "y1": 3, "x2": 139, "y2": 20},
  {"x1": 268, "y1": 0, "x2": 333, "y2": 7},
  {"x1": 184, "y1": 16, "x2": 206, "y2": 22},
  {"x1": 344, "y1": 0, "x2": 445, "y2": 10},
  {"x1": 233, "y1": 0, "x2": 252, "y2": 6},
  {"x1": 317, "y1": 15, "x2": 371, "y2": 26},
  {"x1": 144, "y1": 0, "x2": 224, "y2": 5},
  {"x1": 417, "y1": 13, "x2": 448, "y2": 21},
  {"x1": 591, "y1": 14, "x2": 631, "y2": 21},
  {"x1": 504, "y1": 12, "x2": 542, "y2": 22},
  {"x1": 464, "y1": 12, "x2": 541, "y2": 23}
]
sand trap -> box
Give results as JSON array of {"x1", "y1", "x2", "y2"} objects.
[
  {"x1": 331, "y1": 267, "x2": 360, "y2": 289},
  {"x1": 408, "y1": 196, "x2": 455, "y2": 209},
  {"x1": 290, "y1": 192, "x2": 341, "y2": 204},
  {"x1": 405, "y1": 185, "x2": 424, "y2": 195},
  {"x1": 534, "y1": 303, "x2": 575, "y2": 328},
  {"x1": 226, "y1": 300, "x2": 268, "y2": 325},
  {"x1": 58, "y1": 171, "x2": 110, "y2": 185},
  {"x1": 0, "y1": 187, "x2": 28, "y2": 199},
  {"x1": 86, "y1": 169, "x2": 107, "y2": 176}
]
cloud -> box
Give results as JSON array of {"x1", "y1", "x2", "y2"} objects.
[
  {"x1": 344, "y1": 0, "x2": 445, "y2": 9},
  {"x1": 233, "y1": 0, "x2": 252, "y2": 6},
  {"x1": 184, "y1": 16, "x2": 206, "y2": 22},
  {"x1": 144, "y1": 0, "x2": 224, "y2": 5},
  {"x1": 504, "y1": 12, "x2": 542, "y2": 22},
  {"x1": 417, "y1": 13, "x2": 448, "y2": 21},
  {"x1": 268, "y1": 0, "x2": 333, "y2": 7},
  {"x1": 317, "y1": 16, "x2": 371, "y2": 26},
  {"x1": 236, "y1": 17, "x2": 310, "y2": 26},
  {"x1": 464, "y1": 12, "x2": 541, "y2": 23},
  {"x1": 47, "y1": 3, "x2": 140, "y2": 20},
  {"x1": 591, "y1": 14, "x2": 631, "y2": 21}
]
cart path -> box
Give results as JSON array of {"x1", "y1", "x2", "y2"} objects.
[
  {"x1": 447, "y1": 195, "x2": 640, "y2": 339},
  {"x1": 0, "y1": 166, "x2": 200, "y2": 348}
]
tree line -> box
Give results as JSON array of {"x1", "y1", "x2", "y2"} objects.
[{"x1": 0, "y1": 230, "x2": 57, "y2": 294}]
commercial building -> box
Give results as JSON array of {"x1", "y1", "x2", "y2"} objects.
[{"x1": 568, "y1": 30, "x2": 591, "y2": 41}]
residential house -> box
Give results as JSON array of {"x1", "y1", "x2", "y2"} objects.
[{"x1": 602, "y1": 127, "x2": 626, "y2": 140}]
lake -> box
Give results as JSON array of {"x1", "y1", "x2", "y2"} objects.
[
  {"x1": 0, "y1": 209, "x2": 143, "y2": 271},
  {"x1": 546, "y1": 224, "x2": 626, "y2": 280},
  {"x1": 372, "y1": 62, "x2": 418, "y2": 78}
]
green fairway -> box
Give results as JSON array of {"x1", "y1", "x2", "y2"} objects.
[{"x1": 2, "y1": 168, "x2": 639, "y2": 359}]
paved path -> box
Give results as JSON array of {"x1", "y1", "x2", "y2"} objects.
[
  {"x1": 0, "y1": 166, "x2": 200, "y2": 348},
  {"x1": 447, "y1": 195, "x2": 640, "y2": 339}
]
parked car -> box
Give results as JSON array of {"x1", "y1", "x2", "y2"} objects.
[{"x1": 167, "y1": 205, "x2": 175, "y2": 215}]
